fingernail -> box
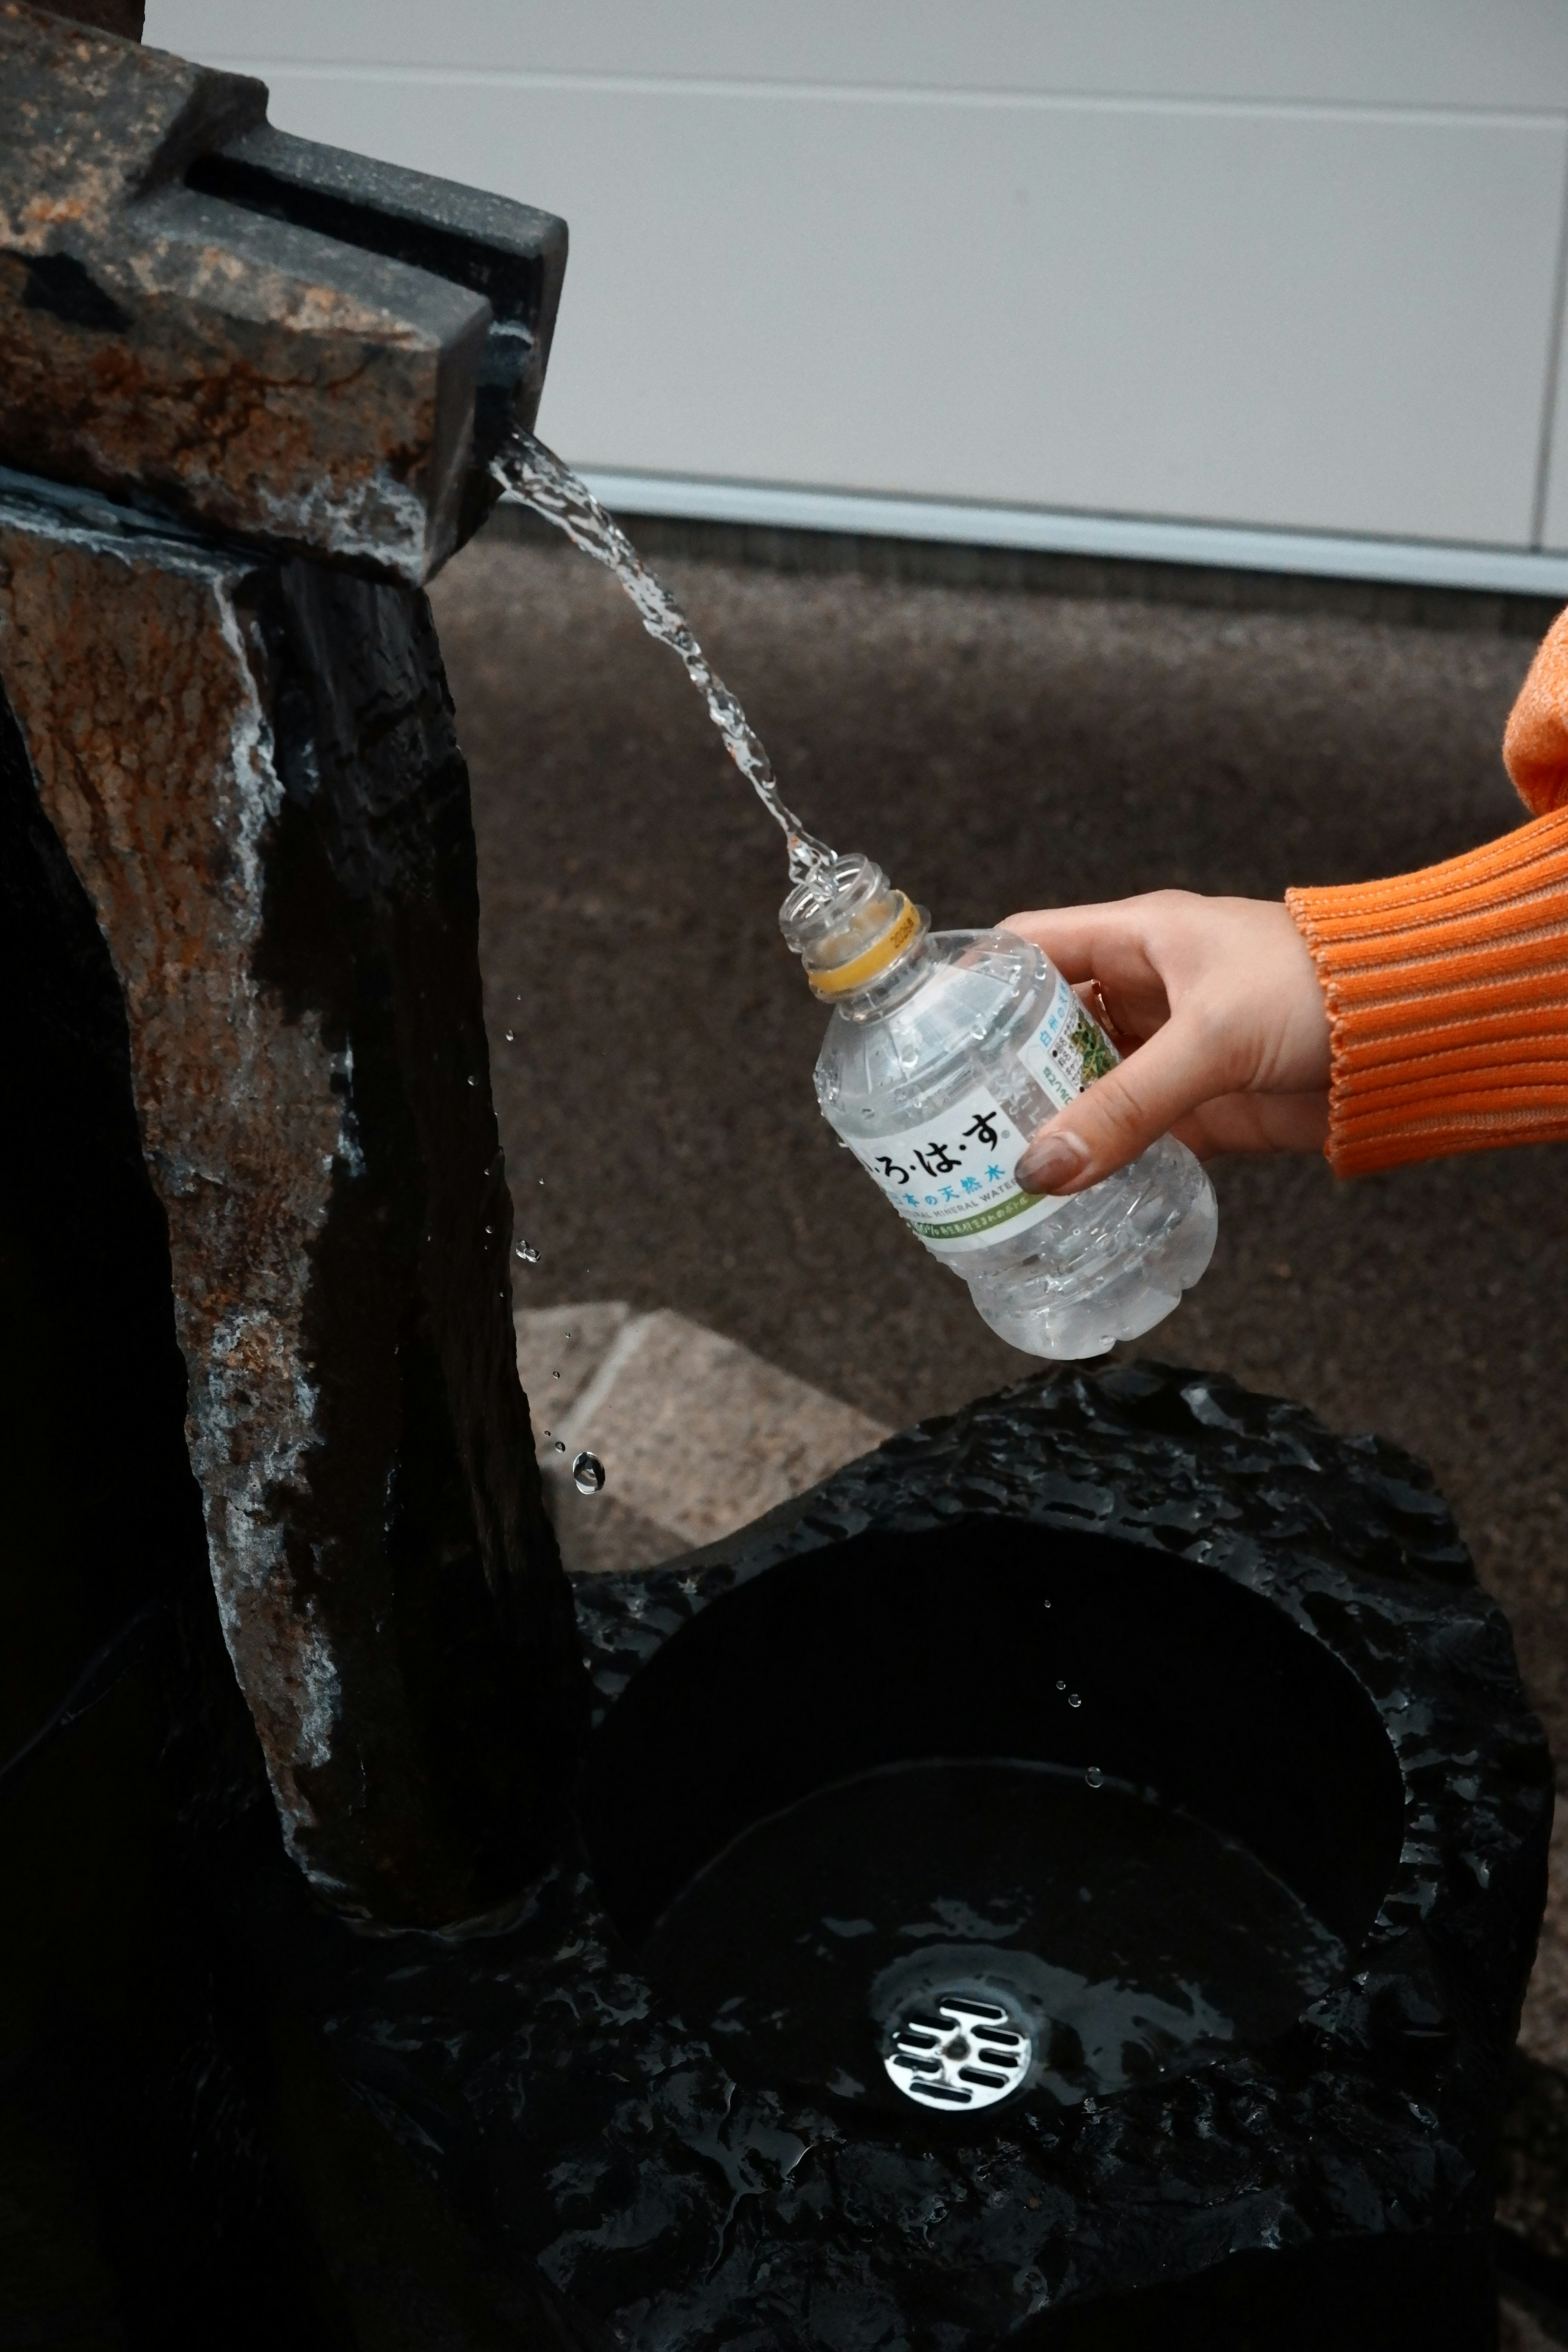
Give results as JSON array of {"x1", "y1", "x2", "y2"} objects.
[{"x1": 1016, "y1": 1130, "x2": 1092, "y2": 1193}]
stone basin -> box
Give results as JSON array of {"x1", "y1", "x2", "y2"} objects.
[{"x1": 236, "y1": 1360, "x2": 1546, "y2": 2352}]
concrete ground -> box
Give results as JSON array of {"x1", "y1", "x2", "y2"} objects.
[{"x1": 432, "y1": 530, "x2": 1568, "y2": 2309}]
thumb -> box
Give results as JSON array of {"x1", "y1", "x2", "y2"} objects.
[{"x1": 1015, "y1": 1018, "x2": 1212, "y2": 1192}]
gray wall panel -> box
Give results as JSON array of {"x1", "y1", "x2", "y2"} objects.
[
  {"x1": 145, "y1": 5, "x2": 1568, "y2": 550},
  {"x1": 148, "y1": 2, "x2": 1568, "y2": 112}
]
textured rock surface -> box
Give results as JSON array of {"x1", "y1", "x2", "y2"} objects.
[
  {"x1": 0, "y1": 3, "x2": 564, "y2": 579},
  {"x1": 234, "y1": 1362, "x2": 1549, "y2": 2350},
  {"x1": 0, "y1": 465, "x2": 582, "y2": 1922}
]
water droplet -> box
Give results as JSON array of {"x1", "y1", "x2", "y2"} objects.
[
  {"x1": 484, "y1": 1224, "x2": 494, "y2": 1236},
  {"x1": 1068, "y1": 1693, "x2": 1082, "y2": 1709},
  {"x1": 1056, "y1": 1680, "x2": 1067, "y2": 1692},
  {"x1": 514, "y1": 1239, "x2": 540, "y2": 1264},
  {"x1": 1085, "y1": 1766, "x2": 1104, "y2": 1788},
  {"x1": 467, "y1": 1075, "x2": 477, "y2": 1087},
  {"x1": 1041, "y1": 1597, "x2": 1051, "y2": 1609},
  {"x1": 504, "y1": 1027, "x2": 516, "y2": 1042},
  {"x1": 554, "y1": 1439, "x2": 566, "y2": 1454},
  {"x1": 552, "y1": 1368, "x2": 561, "y2": 1379},
  {"x1": 572, "y1": 1450, "x2": 605, "y2": 1495}
]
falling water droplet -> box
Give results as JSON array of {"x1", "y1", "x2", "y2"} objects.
[
  {"x1": 572, "y1": 1450, "x2": 605, "y2": 1495},
  {"x1": 554, "y1": 1439, "x2": 566, "y2": 1454},
  {"x1": 467, "y1": 1075, "x2": 477, "y2": 1087},
  {"x1": 1068, "y1": 1693, "x2": 1082, "y2": 1709},
  {"x1": 515, "y1": 1239, "x2": 540, "y2": 1264},
  {"x1": 552, "y1": 1368, "x2": 561, "y2": 1380},
  {"x1": 1085, "y1": 1766, "x2": 1104, "y2": 1788},
  {"x1": 1041, "y1": 1598, "x2": 1051, "y2": 1609},
  {"x1": 1056, "y1": 1680, "x2": 1067, "y2": 1693},
  {"x1": 504, "y1": 1027, "x2": 516, "y2": 1042}
]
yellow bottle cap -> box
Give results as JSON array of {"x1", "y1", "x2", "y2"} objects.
[{"x1": 807, "y1": 892, "x2": 922, "y2": 998}]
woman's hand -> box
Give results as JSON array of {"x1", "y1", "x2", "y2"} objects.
[{"x1": 1002, "y1": 891, "x2": 1332, "y2": 1194}]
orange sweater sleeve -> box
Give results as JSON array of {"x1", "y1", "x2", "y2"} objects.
[{"x1": 1285, "y1": 605, "x2": 1568, "y2": 1178}]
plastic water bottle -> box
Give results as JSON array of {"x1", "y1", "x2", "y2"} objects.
[{"x1": 780, "y1": 853, "x2": 1217, "y2": 1358}]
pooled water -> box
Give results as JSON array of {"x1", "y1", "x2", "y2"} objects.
[
  {"x1": 639, "y1": 1759, "x2": 1345, "y2": 2117},
  {"x1": 491, "y1": 430, "x2": 836, "y2": 885}
]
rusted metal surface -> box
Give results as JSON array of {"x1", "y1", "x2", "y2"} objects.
[
  {"x1": 0, "y1": 465, "x2": 585, "y2": 1922},
  {"x1": 0, "y1": 3, "x2": 565, "y2": 582}
]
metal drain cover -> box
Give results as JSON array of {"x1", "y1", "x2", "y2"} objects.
[{"x1": 884, "y1": 1991, "x2": 1033, "y2": 2110}]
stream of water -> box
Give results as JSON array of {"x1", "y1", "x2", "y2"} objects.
[{"x1": 492, "y1": 431, "x2": 837, "y2": 886}]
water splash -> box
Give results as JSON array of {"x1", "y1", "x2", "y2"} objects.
[{"x1": 492, "y1": 431, "x2": 836, "y2": 886}]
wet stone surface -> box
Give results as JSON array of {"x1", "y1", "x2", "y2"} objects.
[
  {"x1": 0, "y1": 3, "x2": 564, "y2": 580},
  {"x1": 639, "y1": 1759, "x2": 1348, "y2": 2118},
  {"x1": 238, "y1": 1362, "x2": 1548, "y2": 2349},
  {"x1": 0, "y1": 465, "x2": 580, "y2": 1925}
]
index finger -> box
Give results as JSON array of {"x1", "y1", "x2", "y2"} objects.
[{"x1": 1000, "y1": 902, "x2": 1162, "y2": 988}]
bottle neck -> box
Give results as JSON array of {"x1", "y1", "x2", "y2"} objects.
[
  {"x1": 828, "y1": 927, "x2": 932, "y2": 1020},
  {"x1": 780, "y1": 853, "x2": 929, "y2": 1009}
]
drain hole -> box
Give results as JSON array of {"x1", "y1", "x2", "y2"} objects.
[{"x1": 884, "y1": 1989, "x2": 1033, "y2": 2110}]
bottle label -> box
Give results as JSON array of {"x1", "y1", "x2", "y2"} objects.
[
  {"x1": 847, "y1": 1079, "x2": 1063, "y2": 1253},
  {"x1": 845, "y1": 970, "x2": 1118, "y2": 1255},
  {"x1": 1016, "y1": 968, "x2": 1120, "y2": 1109}
]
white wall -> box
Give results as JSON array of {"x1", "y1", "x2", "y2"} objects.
[{"x1": 145, "y1": 4, "x2": 1568, "y2": 557}]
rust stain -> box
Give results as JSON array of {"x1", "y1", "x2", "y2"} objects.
[
  {"x1": 0, "y1": 261, "x2": 441, "y2": 571},
  {"x1": 0, "y1": 4, "x2": 476, "y2": 578}
]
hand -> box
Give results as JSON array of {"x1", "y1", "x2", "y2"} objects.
[{"x1": 1001, "y1": 891, "x2": 1332, "y2": 1193}]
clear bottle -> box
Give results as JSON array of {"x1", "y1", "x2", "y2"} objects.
[{"x1": 780, "y1": 853, "x2": 1217, "y2": 1359}]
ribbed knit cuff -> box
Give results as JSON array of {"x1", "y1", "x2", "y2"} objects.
[{"x1": 1286, "y1": 806, "x2": 1568, "y2": 1177}]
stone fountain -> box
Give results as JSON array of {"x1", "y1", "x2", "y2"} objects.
[{"x1": 0, "y1": 10, "x2": 1552, "y2": 2347}]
